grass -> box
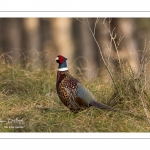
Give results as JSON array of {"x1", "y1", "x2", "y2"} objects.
[{"x1": 0, "y1": 60, "x2": 150, "y2": 132}]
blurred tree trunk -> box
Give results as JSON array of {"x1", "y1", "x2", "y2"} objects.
[
  {"x1": 95, "y1": 18, "x2": 113, "y2": 81},
  {"x1": 73, "y1": 18, "x2": 100, "y2": 79},
  {"x1": 51, "y1": 18, "x2": 74, "y2": 72},
  {"x1": 23, "y1": 18, "x2": 41, "y2": 68},
  {"x1": 1, "y1": 18, "x2": 23, "y2": 64},
  {"x1": 40, "y1": 18, "x2": 57, "y2": 69},
  {"x1": 95, "y1": 18, "x2": 139, "y2": 79},
  {"x1": 111, "y1": 18, "x2": 139, "y2": 74}
]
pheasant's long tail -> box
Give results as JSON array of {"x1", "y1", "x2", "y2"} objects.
[{"x1": 89, "y1": 100, "x2": 115, "y2": 111}]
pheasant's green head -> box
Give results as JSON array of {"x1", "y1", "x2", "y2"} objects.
[{"x1": 55, "y1": 55, "x2": 68, "y2": 71}]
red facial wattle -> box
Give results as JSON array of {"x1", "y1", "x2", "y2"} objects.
[{"x1": 58, "y1": 55, "x2": 64, "y2": 64}]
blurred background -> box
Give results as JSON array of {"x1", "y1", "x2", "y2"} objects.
[{"x1": 0, "y1": 18, "x2": 150, "y2": 80}]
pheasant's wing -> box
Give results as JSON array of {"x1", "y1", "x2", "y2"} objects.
[
  {"x1": 76, "y1": 82, "x2": 95, "y2": 107},
  {"x1": 77, "y1": 82, "x2": 114, "y2": 110},
  {"x1": 62, "y1": 77, "x2": 93, "y2": 108},
  {"x1": 62, "y1": 78, "x2": 81, "y2": 109}
]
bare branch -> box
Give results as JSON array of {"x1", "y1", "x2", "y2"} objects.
[
  {"x1": 103, "y1": 18, "x2": 121, "y2": 65},
  {"x1": 86, "y1": 18, "x2": 89, "y2": 26},
  {"x1": 77, "y1": 18, "x2": 118, "y2": 90},
  {"x1": 93, "y1": 18, "x2": 100, "y2": 35}
]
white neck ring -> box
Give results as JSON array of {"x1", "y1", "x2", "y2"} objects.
[{"x1": 58, "y1": 67, "x2": 68, "y2": 71}]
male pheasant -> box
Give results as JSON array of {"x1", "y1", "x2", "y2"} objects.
[{"x1": 55, "y1": 55, "x2": 114, "y2": 112}]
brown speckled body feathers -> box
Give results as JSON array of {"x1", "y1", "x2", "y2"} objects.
[{"x1": 56, "y1": 71, "x2": 83, "y2": 112}]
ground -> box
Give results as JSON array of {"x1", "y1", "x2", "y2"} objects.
[{"x1": 0, "y1": 62, "x2": 150, "y2": 132}]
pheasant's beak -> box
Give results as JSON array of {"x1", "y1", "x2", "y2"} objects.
[
  {"x1": 55, "y1": 57, "x2": 59, "y2": 61},
  {"x1": 55, "y1": 57, "x2": 59, "y2": 63}
]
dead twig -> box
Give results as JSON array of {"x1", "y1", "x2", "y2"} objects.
[{"x1": 76, "y1": 18, "x2": 118, "y2": 91}]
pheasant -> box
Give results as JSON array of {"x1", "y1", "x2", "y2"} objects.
[{"x1": 55, "y1": 55, "x2": 114, "y2": 112}]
